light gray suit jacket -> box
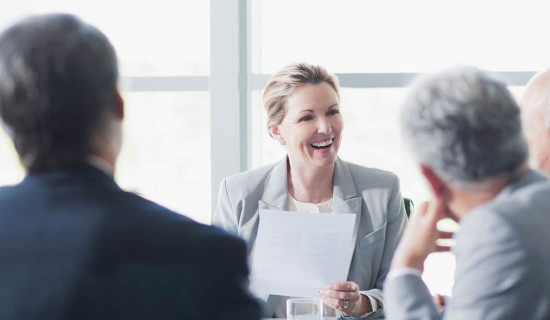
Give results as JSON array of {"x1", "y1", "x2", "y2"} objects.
[
  {"x1": 384, "y1": 169, "x2": 550, "y2": 320},
  {"x1": 213, "y1": 157, "x2": 408, "y2": 318}
]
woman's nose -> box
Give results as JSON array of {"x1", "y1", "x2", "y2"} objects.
[{"x1": 317, "y1": 118, "x2": 332, "y2": 134}]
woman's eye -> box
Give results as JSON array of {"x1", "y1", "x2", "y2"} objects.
[
  {"x1": 328, "y1": 109, "x2": 340, "y2": 115},
  {"x1": 300, "y1": 115, "x2": 313, "y2": 122}
]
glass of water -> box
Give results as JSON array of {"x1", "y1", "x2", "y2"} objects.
[{"x1": 286, "y1": 298, "x2": 323, "y2": 320}]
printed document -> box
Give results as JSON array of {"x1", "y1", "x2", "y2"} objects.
[{"x1": 249, "y1": 209, "x2": 356, "y2": 298}]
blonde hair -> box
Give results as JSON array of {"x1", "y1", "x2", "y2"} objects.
[{"x1": 263, "y1": 63, "x2": 340, "y2": 129}]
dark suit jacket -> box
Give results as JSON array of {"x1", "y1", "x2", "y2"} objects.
[{"x1": 0, "y1": 164, "x2": 260, "y2": 320}]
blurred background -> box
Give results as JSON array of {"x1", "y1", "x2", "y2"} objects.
[{"x1": 1, "y1": 0, "x2": 548, "y2": 296}]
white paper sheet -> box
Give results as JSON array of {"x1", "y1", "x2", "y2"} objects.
[{"x1": 249, "y1": 209, "x2": 356, "y2": 298}]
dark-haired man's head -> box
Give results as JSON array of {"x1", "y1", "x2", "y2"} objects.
[{"x1": 0, "y1": 13, "x2": 123, "y2": 173}]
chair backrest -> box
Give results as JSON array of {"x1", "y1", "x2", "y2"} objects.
[{"x1": 403, "y1": 198, "x2": 414, "y2": 218}]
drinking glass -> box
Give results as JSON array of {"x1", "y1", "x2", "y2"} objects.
[{"x1": 286, "y1": 298, "x2": 323, "y2": 320}]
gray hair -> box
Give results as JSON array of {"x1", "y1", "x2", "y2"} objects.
[{"x1": 401, "y1": 65, "x2": 528, "y2": 187}]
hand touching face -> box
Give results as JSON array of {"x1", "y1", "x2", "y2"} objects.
[{"x1": 391, "y1": 199, "x2": 453, "y2": 271}]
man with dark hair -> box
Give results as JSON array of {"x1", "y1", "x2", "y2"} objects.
[{"x1": 0, "y1": 14, "x2": 260, "y2": 319}]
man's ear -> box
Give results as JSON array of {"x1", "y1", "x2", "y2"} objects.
[
  {"x1": 420, "y1": 164, "x2": 446, "y2": 198},
  {"x1": 268, "y1": 125, "x2": 286, "y2": 145},
  {"x1": 113, "y1": 89, "x2": 124, "y2": 120}
]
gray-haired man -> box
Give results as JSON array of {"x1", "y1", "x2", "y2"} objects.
[{"x1": 384, "y1": 66, "x2": 550, "y2": 320}]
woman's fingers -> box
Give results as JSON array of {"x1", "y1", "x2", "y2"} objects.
[
  {"x1": 329, "y1": 281, "x2": 358, "y2": 291},
  {"x1": 319, "y1": 289, "x2": 359, "y2": 301},
  {"x1": 318, "y1": 281, "x2": 363, "y2": 316},
  {"x1": 319, "y1": 294, "x2": 357, "y2": 311}
]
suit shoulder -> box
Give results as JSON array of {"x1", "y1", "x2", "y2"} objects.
[
  {"x1": 114, "y1": 191, "x2": 199, "y2": 227},
  {"x1": 498, "y1": 180, "x2": 550, "y2": 219},
  {"x1": 119, "y1": 191, "x2": 189, "y2": 219},
  {"x1": 122, "y1": 192, "x2": 240, "y2": 240},
  {"x1": 458, "y1": 201, "x2": 523, "y2": 252},
  {"x1": 0, "y1": 185, "x2": 17, "y2": 199},
  {"x1": 464, "y1": 180, "x2": 550, "y2": 247},
  {"x1": 470, "y1": 179, "x2": 550, "y2": 225},
  {"x1": 222, "y1": 161, "x2": 279, "y2": 197},
  {"x1": 345, "y1": 161, "x2": 399, "y2": 189},
  {"x1": 118, "y1": 192, "x2": 248, "y2": 258},
  {"x1": 224, "y1": 161, "x2": 277, "y2": 186}
]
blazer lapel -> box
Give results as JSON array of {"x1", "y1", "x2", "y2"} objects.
[
  {"x1": 332, "y1": 158, "x2": 362, "y2": 279},
  {"x1": 258, "y1": 157, "x2": 289, "y2": 211},
  {"x1": 333, "y1": 157, "x2": 362, "y2": 215}
]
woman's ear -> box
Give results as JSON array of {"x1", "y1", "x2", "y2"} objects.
[{"x1": 268, "y1": 125, "x2": 286, "y2": 145}]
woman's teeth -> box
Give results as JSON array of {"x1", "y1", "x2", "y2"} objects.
[{"x1": 311, "y1": 138, "x2": 333, "y2": 149}]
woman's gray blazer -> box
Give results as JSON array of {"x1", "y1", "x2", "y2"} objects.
[{"x1": 212, "y1": 157, "x2": 408, "y2": 317}]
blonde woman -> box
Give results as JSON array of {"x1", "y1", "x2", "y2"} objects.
[{"x1": 213, "y1": 63, "x2": 407, "y2": 318}]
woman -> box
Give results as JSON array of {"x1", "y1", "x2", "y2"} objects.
[{"x1": 213, "y1": 63, "x2": 407, "y2": 318}]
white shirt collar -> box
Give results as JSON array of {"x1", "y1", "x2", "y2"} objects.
[{"x1": 86, "y1": 155, "x2": 114, "y2": 177}]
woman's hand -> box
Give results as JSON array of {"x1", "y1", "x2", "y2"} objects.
[{"x1": 318, "y1": 281, "x2": 370, "y2": 317}]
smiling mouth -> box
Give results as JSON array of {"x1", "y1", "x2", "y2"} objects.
[{"x1": 311, "y1": 138, "x2": 333, "y2": 149}]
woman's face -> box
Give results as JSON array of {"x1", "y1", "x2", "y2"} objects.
[{"x1": 270, "y1": 82, "x2": 343, "y2": 169}]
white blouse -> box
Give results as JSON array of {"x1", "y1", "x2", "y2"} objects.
[{"x1": 287, "y1": 193, "x2": 333, "y2": 214}]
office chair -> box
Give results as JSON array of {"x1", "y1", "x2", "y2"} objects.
[{"x1": 403, "y1": 198, "x2": 414, "y2": 218}]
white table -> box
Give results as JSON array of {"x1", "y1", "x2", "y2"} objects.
[{"x1": 262, "y1": 318, "x2": 338, "y2": 320}]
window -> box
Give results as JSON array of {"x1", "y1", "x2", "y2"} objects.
[
  {"x1": 252, "y1": 0, "x2": 550, "y2": 74},
  {"x1": 118, "y1": 92, "x2": 210, "y2": 223}
]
